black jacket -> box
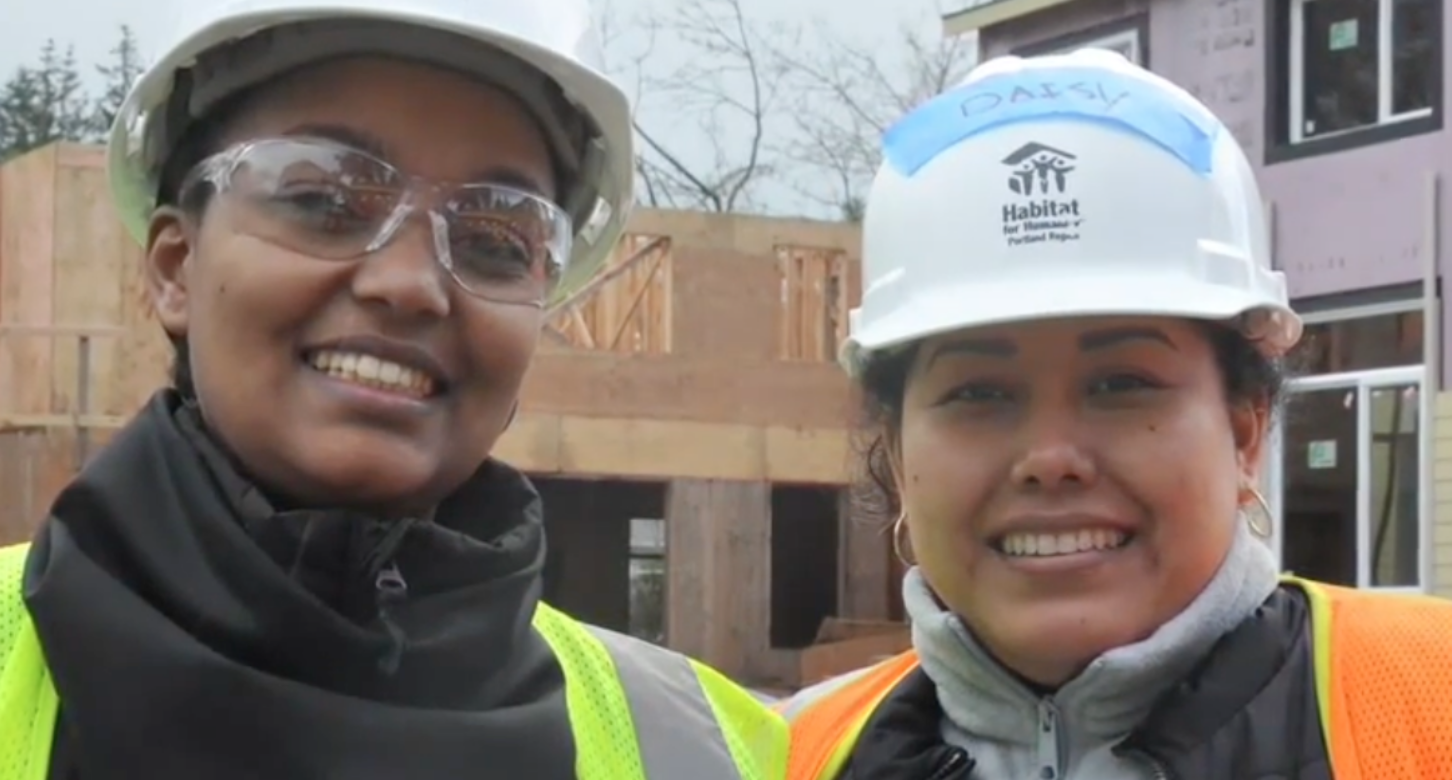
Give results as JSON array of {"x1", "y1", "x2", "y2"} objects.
[
  {"x1": 842, "y1": 587, "x2": 1330, "y2": 780},
  {"x1": 27, "y1": 391, "x2": 579, "y2": 779}
]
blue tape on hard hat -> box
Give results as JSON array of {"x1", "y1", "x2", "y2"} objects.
[{"x1": 882, "y1": 67, "x2": 1220, "y2": 177}]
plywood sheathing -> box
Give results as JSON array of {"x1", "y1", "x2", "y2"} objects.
[
  {"x1": 545, "y1": 215, "x2": 861, "y2": 364},
  {"x1": 514, "y1": 209, "x2": 864, "y2": 483},
  {"x1": 0, "y1": 144, "x2": 168, "y2": 426},
  {"x1": 836, "y1": 486, "x2": 895, "y2": 622},
  {"x1": 0, "y1": 429, "x2": 61, "y2": 543},
  {"x1": 797, "y1": 625, "x2": 911, "y2": 687},
  {"x1": 497, "y1": 414, "x2": 851, "y2": 483},
  {"x1": 665, "y1": 478, "x2": 772, "y2": 682},
  {"x1": 520, "y1": 348, "x2": 853, "y2": 426},
  {"x1": 0, "y1": 146, "x2": 58, "y2": 417},
  {"x1": 0, "y1": 143, "x2": 896, "y2": 685},
  {"x1": 0, "y1": 426, "x2": 121, "y2": 544},
  {"x1": 665, "y1": 246, "x2": 775, "y2": 360},
  {"x1": 0, "y1": 142, "x2": 865, "y2": 493}
]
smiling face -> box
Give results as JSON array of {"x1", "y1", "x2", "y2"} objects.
[
  {"x1": 144, "y1": 56, "x2": 557, "y2": 516},
  {"x1": 892, "y1": 315, "x2": 1269, "y2": 686}
]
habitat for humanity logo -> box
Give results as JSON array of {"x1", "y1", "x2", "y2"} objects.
[{"x1": 1000, "y1": 141, "x2": 1083, "y2": 247}]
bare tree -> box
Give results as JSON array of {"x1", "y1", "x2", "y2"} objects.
[
  {"x1": 598, "y1": 0, "x2": 975, "y2": 219},
  {"x1": 601, "y1": 0, "x2": 784, "y2": 212},
  {"x1": 596, "y1": 0, "x2": 668, "y2": 209},
  {"x1": 769, "y1": 15, "x2": 976, "y2": 220}
]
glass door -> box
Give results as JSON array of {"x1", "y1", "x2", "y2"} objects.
[
  {"x1": 1264, "y1": 366, "x2": 1427, "y2": 591},
  {"x1": 1363, "y1": 371, "x2": 1423, "y2": 589}
]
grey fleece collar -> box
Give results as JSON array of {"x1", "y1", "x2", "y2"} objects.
[{"x1": 907, "y1": 519, "x2": 1280, "y2": 744}]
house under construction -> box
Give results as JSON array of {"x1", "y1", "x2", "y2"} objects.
[{"x1": 0, "y1": 143, "x2": 908, "y2": 690}]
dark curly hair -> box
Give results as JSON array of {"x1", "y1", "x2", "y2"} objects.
[
  {"x1": 853, "y1": 323, "x2": 1291, "y2": 520},
  {"x1": 148, "y1": 81, "x2": 275, "y2": 400}
]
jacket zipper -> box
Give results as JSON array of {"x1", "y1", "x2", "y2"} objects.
[
  {"x1": 374, "y1": 561, "x2": 409, "y2": 673},
  {"x1": 925, "y1": 748, "x2": 971, "y2": 780},
  {"x1": 1125, "y1": 749, "x2": 1171, "y2": 780},
  {"x1": 356, "y1": 515, "x2": 420, "y2": 674}
]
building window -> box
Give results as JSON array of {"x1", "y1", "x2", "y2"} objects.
[
  {"x1": 1013, "y1": 16, "x2": 1148, "y2": 67},
  {"x1": 628, "y1": 517, "x2": 667, "y2": 645},
  {"x1": 1268, "y1": 307, "x2": 1429, "y2": 592},
  {"x1": 1292, "y1": 308, "x2": 1424, "y2": 374},
  {"x1": 1271, "y1": 0, "x2": 1440, "y2": 160},
  {"x1": 1055, "y1": 28, "x2": 1142, "y2": 64}
]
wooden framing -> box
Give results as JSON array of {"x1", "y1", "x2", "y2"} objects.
[
  {"x1": 0, "y1": 142, "x2": 867, "y2": 493},
  {"x1": 0, "y1": 145, "x2": 170, "y2": 425},
  {"x1": 497, "y1": 413, "x2": 850, "y2": 483},
  {"x1": 0, "y1": 324, "x2": 126, "y2": 465},
  {"x1": 0, "y1": 143, "x2": 891, "y2": 687},
  {"x1": 777, "y1": 245, "x2": 855, "y2": 362},
  {"x1": 546, "y1": 233, "x2": 673, "y2": 353}
]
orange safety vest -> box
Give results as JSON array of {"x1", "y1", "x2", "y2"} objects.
[{"x1": 781, "y1": 578, "x2": 1452, "y2": 780}]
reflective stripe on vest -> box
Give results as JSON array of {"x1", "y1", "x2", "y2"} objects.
[
  {"x1": 779, "y1": 576, "x2": 1452, "y2": 780},
  {"x1": 0, "y1": 543, "x2": 788, "y2": 780},
  {"x1": 581, "y1": 623, "x2": 788, "y2": 779}
]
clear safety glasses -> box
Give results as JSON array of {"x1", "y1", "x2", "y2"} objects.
[{"x1": 178, "y1": 137, "x2": 574, "y2": 306}]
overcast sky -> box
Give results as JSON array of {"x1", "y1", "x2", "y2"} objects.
[
  {"x1": 2, "y1": 0, "x2": 952, "y2": 78},
  {"x1": 3, "y1": 0, "x2": 974, "y2": 217}
]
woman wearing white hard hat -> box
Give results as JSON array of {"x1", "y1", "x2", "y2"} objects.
[
  {"x1": 777, "y1": 50, "x2": 1452, "y2": 779},
  {"x1": 0, "y1": 1, "x2": 787, "y2": 777}
]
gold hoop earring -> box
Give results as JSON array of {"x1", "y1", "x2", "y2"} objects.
[
  {"x1": 891, "y1": 512, "x2": 915, "y2": 567},
  {"x1": 1243, "y1": 486, "x2": 1274, "y2": 539}
]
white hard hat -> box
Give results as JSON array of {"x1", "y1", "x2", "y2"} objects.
[
  {"x1": 106, "y1": 0, "x2": 633, "y2": 303},
  {"x1": 843, "y1": 48, "x2": 1301, "y2": 377}
]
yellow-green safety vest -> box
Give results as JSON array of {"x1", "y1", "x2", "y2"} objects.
[{"x1": 0, "y1": 543, "x2": 787, "y2": 779}]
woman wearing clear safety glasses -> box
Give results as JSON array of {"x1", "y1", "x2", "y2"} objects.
[{"x1": 0, "y1": 1, "x2": 787, "y2": 778}]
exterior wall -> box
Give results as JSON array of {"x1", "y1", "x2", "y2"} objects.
[
  {"x1": 1435, "y1": 394, "x2": 1452, "y2": 597},
  {"x1": 665, "y1": 479, "x2": 774, "y2": 684},
  {"x1": 980, "y1": 0, "x2": 1448, "y2": 332}
]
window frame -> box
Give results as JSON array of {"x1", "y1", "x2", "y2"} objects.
[
  {"x1": 1057, "y1": 27, "x2": 1142, "y2": 64},
  {"x1": 1267, "y1": 301, "x2": 1431, "y2": 592},
  {"x1": 627, "y1": 517, "x2": 667, "y2": 644},
  {"x1": 1267, "y1": 0, "x2": 1442, "y2": 163},
  {"x1": 1012, "y1": 14, "x2": 1149, "y2": 67},
  {"x1": 1267, "y1": 365, "x2": 1430, "y2": 592}
]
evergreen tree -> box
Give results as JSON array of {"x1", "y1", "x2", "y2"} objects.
[
  {"x1": 44, "y1": 41, "x2": 93, "y2": 143},
  {"x1": 0, "y1": 68, "x2": 44, "y2": 159},
  {"x1": 92, "y1": 25, "x2": 143, "y2": 141},
  {"x1": 0, "y1": 39, "x2": 92, "y2": 160}
]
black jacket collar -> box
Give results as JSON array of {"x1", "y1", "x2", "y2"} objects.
[{"x1": 25, "y1": 390, "x2": 576, "y2": 778}]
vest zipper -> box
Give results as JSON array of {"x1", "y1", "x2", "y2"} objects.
[{"x1": 375, "y1": 561, "x2": 409, "y2": 673}]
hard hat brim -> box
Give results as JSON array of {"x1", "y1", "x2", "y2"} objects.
[
  {"x1": 843, "y1": 271, "x2": 1300, "y2": 374},
  {"x1": 107, "y1": 2, "x2": 634, "y2": 306}
]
